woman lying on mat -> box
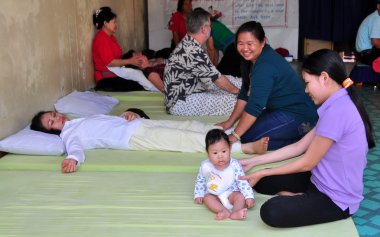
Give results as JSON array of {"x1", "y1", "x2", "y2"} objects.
[
  {"x1": 30, "y1": 110, "x2": 269, "y2": 173},
  {"x1": 239, "y1": 49, "x2": 375, "y2": 228},
  {"x1": 92, "y1": 6, "x2": 164, "y2": 92}
]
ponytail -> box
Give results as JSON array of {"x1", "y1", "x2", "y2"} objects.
[
  {"x1": 302, "y1": 49, "x2": 375, "y2": 149},
  {"x1": 241, "y1": 60, "x2": 252, "y2": 92},
  {"x1": 345, "y1": 86, "x2": 375, "y2": 148}
]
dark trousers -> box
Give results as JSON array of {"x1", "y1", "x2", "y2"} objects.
[
  {"x1": 217, "y1": 44, "x2": 243, "y2": 77},
  {"x1": 255, "y1": 172, "x2": 350, "y2": 227},
  {"x1": 358, "y1": 47, "x2": 380, "y2": 65},
  {"x1": 94, "y1": 77, "x2": 145, "y2": 92}
]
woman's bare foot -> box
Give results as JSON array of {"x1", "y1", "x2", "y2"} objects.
[
  {"x1": 277, "y1": 191, "x2": 303, "y2": 196},
  {"x1": 242, "y1": 137, "x2": 269, "y2": 154},
  {"x1": 230, "y1": 208, "x2": 247, "y2": 220},
  {"x1": 215, "y1": 210, "x2": 231, "y2": 221}
]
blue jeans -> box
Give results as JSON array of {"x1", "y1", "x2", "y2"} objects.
[{"x1": 241, "y1": 110, "x2": 315, "y2": 150}]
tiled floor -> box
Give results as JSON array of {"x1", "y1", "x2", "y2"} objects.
[{"x1": 353, "y1": 85, "x2": 380, "y2": 237}]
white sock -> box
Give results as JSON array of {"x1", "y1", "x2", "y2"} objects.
[
  {"x1": 231, "y1": 142, "x2": 242, "y2": 153},
  {"x1": 225, "y1": 127, "x2": 234, "y2": 135}
]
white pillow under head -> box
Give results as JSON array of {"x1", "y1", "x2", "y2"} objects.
[
  {"x1": 54, "y1": 90, "x2": 119, "y2": 117},
  {"x1": 0, "y1": 125, "x2": 65, "y2": 156}
]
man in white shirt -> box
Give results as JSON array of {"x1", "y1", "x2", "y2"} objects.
[{"x1": 355, "y1": 0, "x2": 380, "y2": 65}]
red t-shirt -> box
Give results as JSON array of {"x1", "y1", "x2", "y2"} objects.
[
  {"x1": 92, "y1": 30, "x2": 122, "y2": 82},
  {"x1": 168, "y1": 12, "x2": 187, "y2": 43}
]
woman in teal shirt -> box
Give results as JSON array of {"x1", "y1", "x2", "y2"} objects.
[{"x1": 218, "y1": 21, "x2": 318, "y2": 149}]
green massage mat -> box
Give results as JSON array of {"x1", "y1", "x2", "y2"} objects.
[{"x1": 0, "y1": 91, "x2": 359, "y2": 237}]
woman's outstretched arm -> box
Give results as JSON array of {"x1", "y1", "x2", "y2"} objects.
[
  {"x1": 241, "y1": 131, "x2": 333, "y2": 187},
  {"x1": 240, "y1": 128, "x2": 316, "y2": 171},
  {"x1": 107, "y1": 54, "x2": 143, "y2": 67}
]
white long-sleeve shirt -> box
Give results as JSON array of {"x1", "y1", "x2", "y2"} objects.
[{"x1": 60, "y1": 114, "x2": 142, "y2": 165}]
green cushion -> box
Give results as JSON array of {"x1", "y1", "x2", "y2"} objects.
[{"x1": 0, "y1": 91, "x2": 358, "y2": 236}]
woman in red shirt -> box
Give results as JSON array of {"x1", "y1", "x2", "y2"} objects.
[
  {"x1": 92, "y1": 7, "x2": 164, "y2": 92},
  {"x1": 168, "y1": 0, "x2": 193, "y2": 47}
]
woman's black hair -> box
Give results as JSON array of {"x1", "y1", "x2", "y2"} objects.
[
  {"x1": 30, "y1": 111, "x2": 61, "y2": 135},
  {"x1": 205, "y1": 129, "x2": 230, "y2": 151},
  {"x1": 92, "y1": 6, "x2": 117, "y2": 30},
  {"x1": 177, "y1": 0, "x2": 192, "y2": 12},
  {"x1": 302, "y1": 49, "x2": 375, "y2": 149},
  {"x1": 235, "y1": 21, "x2": 266, "y2": 92}
]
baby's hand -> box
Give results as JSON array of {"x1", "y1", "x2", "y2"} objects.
[
  {"x1": 194, "y1": 197, "x2": 203, "y2": 204},
  {"x1": 245, "y1": 198, "x2": 255, "y2": 209}
]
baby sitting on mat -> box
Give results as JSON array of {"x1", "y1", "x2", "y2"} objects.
[{"x1": 194, "y1": 129, "x2": 255, "y2": 220}]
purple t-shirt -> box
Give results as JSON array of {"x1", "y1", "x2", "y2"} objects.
[{"x1": 311, "y1": 88, "x2": 368, "y2": 214}]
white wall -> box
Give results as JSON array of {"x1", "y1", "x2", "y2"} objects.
[
  {"x1": 0, "y1": 0, "x2": 146, "y2": 139},
  {"x1": 148, "y1": 0, "x2": 299, "y2": 58},
  {"x1": 148, "y1": 0, "x2": 173, "y2": 49}
]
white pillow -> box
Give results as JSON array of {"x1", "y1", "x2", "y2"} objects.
[
  {"x1": 0, "y1": 126, "x2": 65, "y2": 156},
  {"x1": 54, "y1": 90, "x2": 119, "y2": 117},
  {"x1": 107, "y1": 66, "x2": 159, "y2": 92}
]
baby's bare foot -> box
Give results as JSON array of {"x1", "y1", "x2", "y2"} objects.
[
  {"x1": 230, "y1": 208, "x2": 247, "y2": 220},
  {"x1": 215, "y1": 210, "x2": 231, "y2": 221}
]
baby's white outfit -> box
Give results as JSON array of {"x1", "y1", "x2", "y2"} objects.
[{"x1": 194, "y1": 158, "x2": 254, "y2": 209}]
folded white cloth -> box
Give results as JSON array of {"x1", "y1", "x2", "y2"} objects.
[{"x1": 107, "y1": 66, "x2": 159, "y2": 92}]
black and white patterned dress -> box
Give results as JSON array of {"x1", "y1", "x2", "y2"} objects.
[{"x1": 164, "y1": 35, "x2": 241, "y2": 116}]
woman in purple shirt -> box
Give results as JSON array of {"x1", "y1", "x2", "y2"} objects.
[{"x1": 239, "y1": 49, "x2": 375, "y2": 227}]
